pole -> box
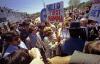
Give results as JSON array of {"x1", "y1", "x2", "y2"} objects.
[{"x1": 42, "y1": 0, "x2": 46, "y2": 8}]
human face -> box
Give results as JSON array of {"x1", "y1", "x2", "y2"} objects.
[
  {"x1": 12, "y1": 36, "x2": 21, "y2": 45},
  {"x1": 31, "y1": 26, "x2": 38, "y2": 33}
]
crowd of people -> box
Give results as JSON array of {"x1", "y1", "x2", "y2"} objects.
[{"x1": 0, "y1": 5, "x2": 100, "y2": 64}]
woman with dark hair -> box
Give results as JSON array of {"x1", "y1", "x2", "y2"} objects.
[{"x1": 3, "y1": 49, "x2": 32, "y2": 64}]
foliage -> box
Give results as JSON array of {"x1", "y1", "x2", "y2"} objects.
[
  {"x1": 78, "y1": 1, "x2": 92, "y2": 9},
  {"x1": 66, "y1": 0, "x2": 92, "y2": 10},
  {"x1": 69, "y1": 0, "x2": 80, "y2": 7}
]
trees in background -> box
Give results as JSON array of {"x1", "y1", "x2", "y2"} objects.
[
  {"x1": 67, "y1": 0, "x2": 92, "y2": 10},
  {"x1": 69, "y1": 0, "x2": 80, "y2": 8},
  {"x1": 78, "y1": 1, "x2": 92, "y2": 9}
]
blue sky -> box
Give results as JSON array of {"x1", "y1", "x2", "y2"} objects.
[{"x1": 0, "y1": 0, "x2": 89, "y2": 14}]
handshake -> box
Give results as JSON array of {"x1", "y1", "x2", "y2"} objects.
[{"x1": 28, "y1": 48, "x2": 71, "y2": 64}]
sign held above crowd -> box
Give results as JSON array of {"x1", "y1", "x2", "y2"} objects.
[
  {"x1": 46, "y1": 1, "x2": 64, "y2": 23},
  {"x1": 91, "y1": 0, "x2": 100, "y2": 4},
  {"x1": 89, "y1": 0, "x2": 100, "y2": 23}
]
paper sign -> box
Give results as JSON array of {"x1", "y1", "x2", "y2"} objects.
[
  {"x1": 46, "y1": 1, "x2": 64, "y2": 23},
  {"x1": 89, "y1": 4, "x2": 100, "y2": 23},
  {"x1": 91, "y1": 0, "x2": 100, "y2": 4}
]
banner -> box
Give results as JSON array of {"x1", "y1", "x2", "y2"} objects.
[
  {"x1": 91, "y1": 0, "x2": 100, "y2": 4},
  {"x1": 40, "y1": 8, "x2": 47, "y2": 23},
  {"x1": 89, "y1": 4, "x2": 100, "y2": 23},
  {"x1": 46, "y1": 1, "x2": 64, "y2": 23}
]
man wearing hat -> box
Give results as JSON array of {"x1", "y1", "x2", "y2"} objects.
[{"x1": 61, "y1": 22, "x2": 86, "y2": 56}]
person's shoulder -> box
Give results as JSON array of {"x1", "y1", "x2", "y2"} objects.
[
  {"x1": 3, "y1": 45, "x2": 17, "y2": 57},
  {"x1": 75, "y1": 38, "x2": 85, "y2": 43},
  {"x1": 18, "y1": 41, "x2": 28, "y2": 49},
  {"x1": 5, "y1": 45, "x2": 18, "y2": 53},
  {"x1": 65, "y1": 38, "x2": 84, "y2": 43}
]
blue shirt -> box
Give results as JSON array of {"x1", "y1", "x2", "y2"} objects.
[
  {"x1": 3, "y1": 45, "x2": 19, "y2": 57},
  {"x1": 29, "y1": 33, "x2": 38, "y2": 47}
]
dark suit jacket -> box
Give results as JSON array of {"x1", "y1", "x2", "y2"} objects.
[{"x1": 61, "y1": 37, "x2": 85, "y2": 56}]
